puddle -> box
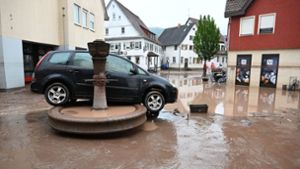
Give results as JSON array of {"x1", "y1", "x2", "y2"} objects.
[
  {"x1": 142, "y1": 120, "x2": 158, "y2": 131},
  {"x1": 161, "y1": 73, "x2": 300, "y2": 117},
  {"x1": 25, "y1": 111, "x2": 48, "y2": 123}
]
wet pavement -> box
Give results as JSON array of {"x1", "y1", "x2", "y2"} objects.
[{"x1": 1, "y1": 72, "x2": 300, "y2": 169}]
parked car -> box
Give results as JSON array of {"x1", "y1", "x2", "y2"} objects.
[{"x1": 31, "y1": 50, "x2": 178, "y2": 118}]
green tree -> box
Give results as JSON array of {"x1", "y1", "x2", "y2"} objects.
[{"x1": 193, "y1": 15, "x2": 220, "y2": 78}]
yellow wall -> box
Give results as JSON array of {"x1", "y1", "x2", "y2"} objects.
[
  {"x1": 227, "y1": 49, "x2": 300, "y2": 88},
  {"x1": 0, "y1": 0, "x2": 105, "y2": 48},
  {"x1": 0, "y1": 0, "x2": 61, "y2": 45},
  {"x1": 66, "y1": 0, "x2": 105, "y2": 49}
]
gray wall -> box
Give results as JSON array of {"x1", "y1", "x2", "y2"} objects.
[{"x1": 0, "y1": 36, "x2": 24, "y2": 89}]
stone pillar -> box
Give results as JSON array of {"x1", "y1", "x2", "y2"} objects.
[{"x1": 88, "y1": 40, "x2": 110, "y2": 110}]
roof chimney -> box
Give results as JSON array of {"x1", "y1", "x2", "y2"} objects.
[{"x1": 177, "y1": 23, "x2": 181, "y2": 28}]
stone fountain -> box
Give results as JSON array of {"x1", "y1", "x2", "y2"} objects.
[{"x1": 47, "y1": 40, "x2": 147, "y2": 134}]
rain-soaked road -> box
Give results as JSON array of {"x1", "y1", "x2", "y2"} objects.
[{"x1": 1, "y1": 72, "x2": 300, "y2": 169}]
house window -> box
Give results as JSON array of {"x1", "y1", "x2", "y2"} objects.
[
  {"x1": 181, "y1": 45, "x2": 188, "y2": 50},
  {"x1": 240, "y1": 16, "x2": 255, "y2": 36},
  {"x1": 181, "y1": 57, "x2": 183, "y2": 64},
  {"x1": 105, "y1": 28, "x2": 109, "y2": 35},
  {"x1": 189, "y1": 35, "x2": 193, "y2": 40},
  {"x1": 173, "y1": 57, "x2": 176, "y2": 63},
  {"x1": 258, "y1": 13, "x2": 276, "y2": 34},
  {"x1": 135, "y1": 57, "x2": 140, "y2": 64},
  {"x1": 113, "y1": 13, "x2": 116, "y2": 20},
  {"x1": 189, "y1": 45, "x2": 193, "y2": 50},
  {"x1": 73, "y1": 4, "x2": 80, "y2": 25},
  {"x1": 89, "y1": 13, "x2": 95, "y2": 30},
  {"x1": 220, "y1": 45, "x2": 225, "y2": 51},
  {"x1": 135, "y1": 42, "x2": 141, "y2": 49},
  {"x1": 174, "y1": 45, "x2": 177, "y2": 50},
  {"x1": 130, "y1": 42, "x2": 134, "y2": 49},
  {"x1": 121, "y1": 27, "x2": 125, "y2": 34},
  {"x1": 82, "y1": 9, "x2": 88, "y2": 28},
  {"x1": 150, "y1": 44, "x2": 153, "y2": 51}
]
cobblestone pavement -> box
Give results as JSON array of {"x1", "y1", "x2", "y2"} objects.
[{"x1": 0, "y1": 74, "x2": 300, "y2": 169}]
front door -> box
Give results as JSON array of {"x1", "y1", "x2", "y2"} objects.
[
  {"x1": 184, "y1": 58, "x2": 188, "y2": 69},
  {"x1": 67, "y1": 52, "x2": 94, "y2": 97},
  {"x1": 235, "y1": 55, "x2": 252, "y2": 86},
  {"x1": 260, "y1": 54, "x2": 279, "y2": 88},
  {"x1": 106, "y1": 55, "x2": 141, "y2": 103}
]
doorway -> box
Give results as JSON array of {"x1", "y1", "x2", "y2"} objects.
[
  {"x1": 184, "y1": 58, "x2": 188, "y2": 70},
  {"x1": 235, "y1": 55, "x2": 252, "y2": 86},
  {"x1": 23, "y1": 41, "x2": 57, "y2": 83},
  {"x1": 260, "y1": 54, "x2": 279, "y2": 88}
]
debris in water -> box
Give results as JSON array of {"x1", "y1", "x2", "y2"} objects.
[{"x1": 240, "y1": 119, "x2": 252, "y2": 126}]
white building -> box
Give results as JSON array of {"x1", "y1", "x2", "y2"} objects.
[
  {"x1": 105, "y1": 0, "x2": 162, "y2": 71},
  {"x1": 159, "y1": 18, "x2": 227, "y2": 70}
]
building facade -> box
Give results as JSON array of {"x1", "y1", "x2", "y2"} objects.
[
  {"x1": 0, "y1": 0, "x2": 108, "y2": 89},
  {"x1": 105, "y1": 0, "x2": 162, "y2": 71},
  {"x1": 159, "y1": 18, "x2": 227, "y2": 71},
  {"x1": 225, "y1": 0, "x2": 300, "y2": 88}
]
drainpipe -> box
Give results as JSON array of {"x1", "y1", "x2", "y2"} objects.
[{"x1": 62, "y1": 7, "x2": 66, "y2": 50}]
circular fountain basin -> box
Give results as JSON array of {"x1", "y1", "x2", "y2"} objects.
[{"x1": 48, "y1": 104, "x2": 147, "y2": 134}]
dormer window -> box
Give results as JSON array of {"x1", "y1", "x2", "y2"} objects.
[{"x1": 258, "y1": 13, "x2": 276, "y2": 34}]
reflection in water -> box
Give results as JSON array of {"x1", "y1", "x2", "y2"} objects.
[{"x1": 161, "y1": 73, "x2": 300, "y2": 117}]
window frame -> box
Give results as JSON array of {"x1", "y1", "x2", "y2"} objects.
[
  {"x1": 105, "y1": 28, "x2": 109, "y2": 35},
  {"x1": 89, "y1": 12, "x2": 95, "y2": 31},
  {"x1": 106, "y1": 55, "x2": 134, "y2": 74},
  {"x1": 239, "y1": 15, "x2": 255, "y2": 36},
  {"x1": 258, "y1": 13, "x2": 276, "y2": 34},
  {"x1": 73, "y1": 3, "x2": 81, "y2": 25},
  {"x1": 49, "y1": 52, "x2": 71, "y2": 65},
  {"x1": 71, "y1": 52, "x2": 93, "y2": 69},
  {"x1": 82, "y1": 9, "x2": 88, "y2": 28}
]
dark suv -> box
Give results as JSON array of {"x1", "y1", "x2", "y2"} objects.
[{"x1": 31, "y1": 50, "x2": 177, "y2": 118}]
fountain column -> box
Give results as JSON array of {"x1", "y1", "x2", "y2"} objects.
[{"x1": 87, "y1": 40, "x2": 110, "y2": 110}]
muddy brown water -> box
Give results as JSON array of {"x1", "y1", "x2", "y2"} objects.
[{"x1": 1, "y1": 74, "x2": 300, "y2": 169}]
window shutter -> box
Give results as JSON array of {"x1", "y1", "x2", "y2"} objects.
[
  {"x1": 259, "y1": 14, "x2": 275, "y2": 34},
  {"x1": 240, "y1": 17, "x2": 255, "y2": 35}
]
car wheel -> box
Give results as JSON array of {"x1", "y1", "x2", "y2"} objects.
[
  {"x1": 45, "y1": 83, "x2": 70, "y2": 106},
  {"x1": 144, "y1": 91, "x2": 165, "y2": 116}
]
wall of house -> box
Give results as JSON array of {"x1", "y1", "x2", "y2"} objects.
[
  {"x1": 180, "y1": 24, "x2": 202, "y2": 69},
  {"x1": 105, "y1": 0, "x2": 140, "y2": 38},
  {"x1": 66, "y1": 0, "x2": 105, "y2": 49},
  {"x1": 164, "y1": 46, "x2": 180, "y2": 68},
  {"x1": 106, "y1": 38, "x2": 161, "y2": 70},
  {"x1": 0, "y1": 0, "x2": 106, "y2": 89},
  {"x1": 227, "y1": 49, "x2": 300, "y2": 88},
  {"x1": 0, "y1": 0, "x2": 61, "y2": 45},
  {"x1": 229, "y1": 0, "x2": 300, "y2": 51}
]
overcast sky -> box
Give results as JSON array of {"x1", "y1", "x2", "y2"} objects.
[{"x1": 104, "y1": 0, "x2": 228, "y2": 35}]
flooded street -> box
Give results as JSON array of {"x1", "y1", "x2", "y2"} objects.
[{"x1": 1, "y1": 72, "x2": 300, "y2": 169}]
